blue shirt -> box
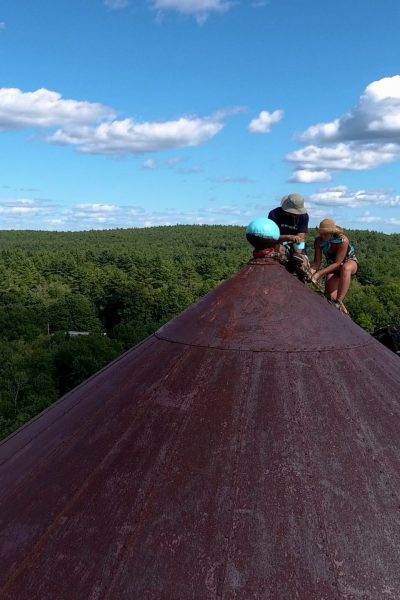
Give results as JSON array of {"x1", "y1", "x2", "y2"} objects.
[{"x1": 268, "y1": 207, "x2": 309, "y2": 236}]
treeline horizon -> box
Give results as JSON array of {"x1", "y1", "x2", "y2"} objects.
[{"x1": 0, "y1": 224, "x2": 399, "y2": 440}]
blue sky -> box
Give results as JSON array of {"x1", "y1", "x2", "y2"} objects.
[{"x1": 1, "y1": 0, "x2": 400, "y2": 231}]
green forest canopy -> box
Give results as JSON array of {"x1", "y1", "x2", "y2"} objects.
[{"x1": 0, "y1": 225, "x2": 399, "y2": 440}]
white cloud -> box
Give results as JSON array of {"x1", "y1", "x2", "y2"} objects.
[
  {"x1": 49, "y1": 115, "x2": 224, "y2": 155},
  {"x1": 0, "y1": 87, "x2": 235, "y2": 156},
  {"x1": 1, "y1": 196, "x2": 399, "y2": 232},
  {"x1": 104, "y1": 0, "x2": 129, "y2": 8},
  {"x1": 0, "y1": 198, "x2": 56, "y2": 222},
  {"x1": 79, "y1": 202, "x2": 252, "y2": 227},
  {"x1": 308, "y1": 185, "x2": 400, "y2": 208},
  {"x1": 357, "y1": 212, "x2": 400, "y2": 228},
  {"x1": 73, "y1": 203, "x2": 120, "y2": 224},
  {"x1": 0, "y1": 88, "x2": 113, "y2": 132},
  {"x1": 287, "y1": 76, "x2": 400, "y2": 180},
  {"x1": 151, "y1": 0, "x2": 234, "y2": 23},
  {"x1": 248, "y1": 109, "x2": 283, "y2": 134},
  {"x1": 76, "y1": 203, "x2": 119, "y2": 213},
  {"x1": 358, "y1": 212, "x2": 383, "y2": 224},
  {"x1": 288, "y1": 169, "x2": 331, "y2": 183},
  {"x1": 300, "y1": 76, "x2": 400, "y2": 144},
  {"x1": 287, "y1": 141, "x2": 400, "y2": 172},
  {"x1": 143, "y1": 158, "x2": 158, "y2": 169},
  {"x1": 0, "y1": 197, "x2": 255, "y2": 230}
]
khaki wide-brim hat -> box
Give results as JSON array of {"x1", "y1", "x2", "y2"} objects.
[
  {"x1": 281, "y1": 193, "x2": 307, "y2": 215},
  {"x1": 316, "y1": 218, "x2": 343, "y2": 234}
]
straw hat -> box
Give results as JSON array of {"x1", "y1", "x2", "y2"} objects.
[
  {"x1": 281, "y1": 193, "x2": 307, "y2": 215},
  {"x1": 316, "y1": 218, "x2": 343, "y2": 234}
]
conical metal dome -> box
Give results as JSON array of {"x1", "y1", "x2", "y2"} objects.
[{"x1": 1, "y1": 258, "x2": 400, "y2": 599}]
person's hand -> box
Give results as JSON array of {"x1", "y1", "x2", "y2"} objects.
[
  {"x1": 313, "y1": 271, "x2": 322, "y2": 281},
  {"x1": 310, "y1": 266, "x2": 317, "y2": 275},
  {"x1": 291, "y1": 235, "x2": 302, "y2": 243}
]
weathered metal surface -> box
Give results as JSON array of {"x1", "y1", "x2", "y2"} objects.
[
  {"x1": 157, "y1": 260, "x2": 371, "y2": 352},
  {"x1": 1, "y1": 260, "x2": 400, "y2": 599}
]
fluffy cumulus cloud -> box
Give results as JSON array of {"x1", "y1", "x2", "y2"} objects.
[
  {"x1": 287, "y1": 142, "x2": 400, "y2": 173},
  {"x1": 0, "y1": 87, "x2": 230, "y2": 155},
  {"x1": 248, "y1": 109, "x2": 283, "y2": 134},
  {"x1": 151, "y1": 0, "x2": 233, "y2": 23},
  {"x1": 287, "y1": 76, "x2": 400, "y2": 181},
  {"x1": 49, "y1": 115, "x2": 224, "y2": 154},
  {"x1": 300, "y1": 76, "x2": 400, "y2": 144},
  {"x1": 0, "y1": 88, "x2": 113, "y2": 132},
  {"x1": 308, "y1": 185, "x2": 400, "y2": 208},
  {"x1": 288, "y1": 169, "x2": 332, "y2": 183}
]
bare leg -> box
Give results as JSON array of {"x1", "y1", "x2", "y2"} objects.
[
  {"x1": 337, "y1": 261, "x2": 358, "y2": 302},
  {"x1": 325, "y1": 273, "x2": 340, "y2": 300}
]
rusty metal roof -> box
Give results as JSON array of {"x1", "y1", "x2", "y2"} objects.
[{"x1": 1, "y1": 259, "x2": 400, "y2": 599}]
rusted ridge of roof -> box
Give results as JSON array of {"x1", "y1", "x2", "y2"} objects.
[{"x1": 156, "y1": 261, "x2": 371, "y2": 352}]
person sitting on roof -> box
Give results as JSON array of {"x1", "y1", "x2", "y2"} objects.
[
  {"x1": 268, "y1": 193, "x2": 310, "y2": 278},
  {"x1": 311, "y1": 218, "x2": 358, "y2": 314},
  {"x1": 246, "y1": 217, "x2": 280, "y2": 258}
]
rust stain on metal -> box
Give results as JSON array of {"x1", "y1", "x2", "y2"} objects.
[{"x1": 1, "y1": 260, "x2": 400, "y2": 599}]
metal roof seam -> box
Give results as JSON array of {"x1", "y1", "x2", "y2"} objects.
[
  {"x1": 101, "y1": 363, "x2": 208, "y2": 599},
  {"x1": 294, "y1": 369, "x2": 347, "y2": 597},
  {"x1": 215, "y1": 352, "x2": 254, "y2": 599},
  {"x1": 154, "y1": 332, "x2": 376, "y2": 354}
]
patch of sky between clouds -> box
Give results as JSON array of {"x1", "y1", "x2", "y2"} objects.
[
  {"x1": 104, "y1": 0, "x2": 130, "y2": 9},
  {"x1": 142, "y1": 156, "x2": 203, "y2": 174}
]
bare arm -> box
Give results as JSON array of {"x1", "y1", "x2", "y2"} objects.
[
  {"x1": 315, "y1": 238, "x2": 349, "y2": 279},
  {"x1": 311, "y1": 237, "x2": 322, "y2": 271}
]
